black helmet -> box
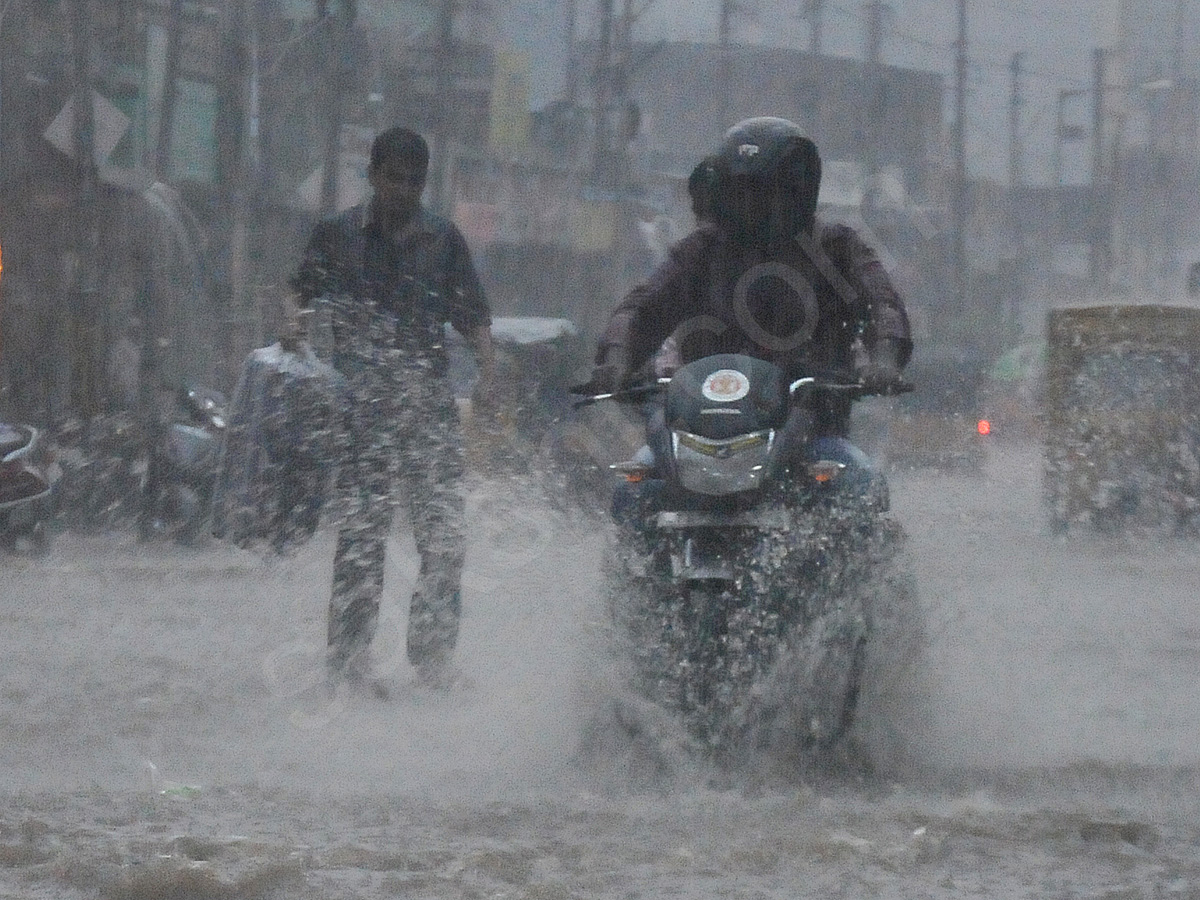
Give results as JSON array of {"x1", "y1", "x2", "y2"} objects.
[{"x1": 711, "y1": 116, "x2": 822, "y2": 244}]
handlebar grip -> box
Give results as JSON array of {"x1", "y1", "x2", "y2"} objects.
[
  {"x1": 569, "y1": 382, "x2": 665, "y2": 409},
  {"x1": 874, "y1": 378, "x2": 915, "y2": 397}
]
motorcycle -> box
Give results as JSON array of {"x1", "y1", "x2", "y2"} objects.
[
  {"x1": 0, "y1": 422, "x2": 56, "y2": 553},
  {"x1": 138, "y1": 384, "x2": 227, "y2": 543},
  {"x1": 575, "y1": 353, "x2": 923, "y2": 769},
  {"x1": 52, "y1": 412, "x2": 144, "y2": 533}
]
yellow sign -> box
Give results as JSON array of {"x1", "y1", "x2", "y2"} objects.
[{"x1": 488, "y1": 50, "x2": 531, "y2": 154}]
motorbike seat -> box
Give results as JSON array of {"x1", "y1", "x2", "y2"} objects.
[{"x1": 0, "y1": 424, "x2": 32, "y2": 458}]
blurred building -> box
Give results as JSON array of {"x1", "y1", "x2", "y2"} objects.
[
  {"x1": 1099, "y1": 0, "x2": 1200, "y2": 296},
  {"x1": 622, "y1": 41, "x2": 945, "y2": 205},
  {"x1": 0, "y1": 0, "x2": 512, "y2": 420}
]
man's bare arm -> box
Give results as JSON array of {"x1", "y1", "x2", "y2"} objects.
[{"x1": 466, "y1": 325, "x2": 497, "y2": 410}]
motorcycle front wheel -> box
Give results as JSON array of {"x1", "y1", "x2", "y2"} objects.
[{"x1": 728, "y1": 599, "x2": 869, "y2": 770}]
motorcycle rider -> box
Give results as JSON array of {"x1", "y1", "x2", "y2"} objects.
[
  {"x1": 585, "y1": 117, "x2": 912, "y2": 489},
  {"x1": 687, "y1": 154, "x2": 716, "y2": 226}
]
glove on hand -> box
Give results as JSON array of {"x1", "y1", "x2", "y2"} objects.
[
  {"x1": 579, "y1": 346, "x2": 633, "y2": 396},
  {"x1": 857, "y1": 338, "x2": 905, "y2": 395},
  {"x1": 857, "y1": 361, "x2": 902, "y2": 395}
]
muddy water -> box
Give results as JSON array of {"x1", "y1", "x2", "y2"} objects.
[{"x1": 1, "y1": 444, "x2": 1198, "y2": 898}]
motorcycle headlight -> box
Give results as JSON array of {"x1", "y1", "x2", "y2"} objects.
[
  {"x1": 673, "y1": 429, "x2": 773, "y2": 459},
  {"x1": 670, "y1": 429, "x2": 775, "y2": 495}
]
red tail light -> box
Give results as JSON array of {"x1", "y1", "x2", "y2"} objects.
[{"x1": 977, "y1": 419, "x2": 992, "y2": 436}]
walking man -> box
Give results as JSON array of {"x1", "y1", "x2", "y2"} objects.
[{"x1": 291, "y1": 126, "x2": 494, "y2": 692}]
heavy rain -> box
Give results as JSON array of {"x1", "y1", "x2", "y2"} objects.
[{"x1": 2, "y1": 1, "x2": 1200, "y2": 898}]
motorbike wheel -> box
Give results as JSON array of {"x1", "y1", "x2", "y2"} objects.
[
  {"x1": 602, "y1": 539, "x2": 734, "y2": 745},
  {"x1": 678, "y1": 580, "x2": 797, "y2": 757},
  {"x1": 728, "y1": 598, "x2": 869, "y2": 772},
  {"x1": 675, "y1": 582, "x2": 730, "y2": 733}
]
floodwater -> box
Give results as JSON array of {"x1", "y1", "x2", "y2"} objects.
[{"x1": 1, "y1": 441, "x2": 1199, "y2": 898}]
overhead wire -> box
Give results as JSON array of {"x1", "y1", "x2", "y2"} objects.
[{"x1": 822, "y1": 0, "x2": 1090, "y2": 88}]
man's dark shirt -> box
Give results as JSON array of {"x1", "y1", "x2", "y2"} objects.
[
  {"x1": 598, "y1": 220, "x2": 912, "y2": 382},
  {"x1": 291, "y1": 203, "x2": 490, "y2": 368}
]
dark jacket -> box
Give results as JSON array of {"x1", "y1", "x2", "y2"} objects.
[
  {"x1": 291, "y1": 203, "x2": 491, "y2": 370},
  {"x1": 597, "y1": 219, "x2": 912, "y2": 382}
]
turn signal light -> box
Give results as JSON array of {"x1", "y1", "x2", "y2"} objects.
[
  {"x1": 808, "y1": 460, "x2": 847, "y2": 483},
  {"x1": 611, "y1": 461, "x2": 651, "y2": 483}
]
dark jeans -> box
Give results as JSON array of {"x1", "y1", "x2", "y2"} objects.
[{"x1": 327, "y1": 353, "x2": 466, "y2": 677}]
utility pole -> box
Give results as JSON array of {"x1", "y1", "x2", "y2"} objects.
[
  {"x1": 1009, "y1": 51, "x2": 1025, "y2": 339},
  {"x1": 64, "y1": 0, "x2": 102, "y2": 417},
  {"x1": 618, "y1": 0, "x2": 634, "y2": 140},
  {"x1": 1008, "y1": 53, "x2": 1022, "y2": 192},
  {"x1": 154, "y1": 0, "x2": 185, "y2": 178},
  {"x1": 864, "y1": 1, "x2": 886, "y2": 64},
  {"x1": 319, "y1": 0, "x2": 352, "y2": 217},
  {"x1": 1090, "y1": 46, "x2": 1106, "y2": 294},
  {"x1": 1053, "y1": 90, "x2": 1064, "y2": 187},
  {"x1": 593, "y1": 0, "x2": 614, "y2": 182},
  {"x1": 1166, "y1": 0, "x2": 1185, "y2": 288},
  {"x1": 0, "y1": 1, "x2": 8, "y2": 398},
  {"x1": 1091, "y1": 48, "x2": 1104, "y2": 195},
  {"x1": 719, "y1": 0, "x2": 733, "y2": 133},
  {"x1": 247, "y1": 0, "x2": 265, "y2": 196},
  {"x1": 590, "y1": 0, "x2": 636, "y2": 200},
  {"x1": 429, "y1": 0, "x2": 454, "y2": 214},
  {"x1": 862, "y1": 1, "x2": 888, "y2": 196},
  {"x1": 951, "y1": 0, "x2": 968, "y2": 335},
  {"x1": 564, "y1": 0, "x2": 578, "y2": 105},
  {"x1": 223, "y1": 0, "x2": 252, "y2": 376},
  {"x1": 803, "y1": 0, "x2": 827, "y2": 154},
  {"x1": 803, "y1": 0, "x2": 826, "y2": 55},
  {"x1": 0, "y1": 1, "x2": 7, "y2": 181}
]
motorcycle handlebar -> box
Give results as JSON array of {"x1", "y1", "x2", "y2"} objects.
[
  {"x1": 570, "y1": 375, "x2": 912, "y2": 409},
  {"x1": 790, "y1": 375, "x2": 915, "y2": 399},
  {"x1": 569, "y1": 381, "x2": 668, "y2": 409}
]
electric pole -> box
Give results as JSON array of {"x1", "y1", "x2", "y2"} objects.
[
  {"x1": 317, "y1": 1, "x2": 342, "y2": 216},
  {"x1": 719, "y1": 0, "x2": 733, "y2": 133},
  {"x1": 1167, "y1": 0, "x2": 1185, "y2": 287},
  {"x1": 862, "y1": 1, "x2": 888, "y2": 195},
  {"x1": 64, "y1": 0, "x2": 102, "y2": 416},
  {"x1": 864, "y1": 2, "x2": 886, "y2": 69},
  {"x1": 951, "y1": 0, "x2": 968, "y2": 333},
  {"x1": 803, "y1": 0, "x2": 826, "y2": 55},
  {"x1": 154, "y1": 0, "x2": 185, "y2": 178},
  {"x1": 592, "y1": 0, "x2": 614, "y2": 183},
  {"x1": 1009, "y1": 53, "x2": 1022, "y2": 194},
  {"x1": 564, "y1": 0, "x2": 578, "y2": 105},
  {"x1": 1009, "y1": 51, "x2": 1024, "y2": 339},
  {"x1": 1090, "y1": 46, "x2": 1106, "y2": 294},
  {"x1": 429, "y1": 0, "x2": 454, "y2": 214}
]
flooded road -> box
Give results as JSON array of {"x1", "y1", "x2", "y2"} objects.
[{"x1": 1, "y1": 442, "x2": 1199, "y2": 898}]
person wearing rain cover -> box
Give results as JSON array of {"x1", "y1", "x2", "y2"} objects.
[
  {"x1": 290, "y1": 127, "x2": 495, "y2": 694},
  {"x1": 584, "y1": 117, "x2": 912, "y2": 489}
]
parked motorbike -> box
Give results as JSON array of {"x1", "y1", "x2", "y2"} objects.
[
  {"x1": 138, "y1": 384, "x2": 227, "y2": 543},
  {"x1": 575, "y1": 353, "x2": 922, "y2": 768},
  {"x1": 0, "y1": 422, "x2": 56, "y2": 553},
  {"x1": 53, "y1": 412, "x2": 143, "y2": 533}
]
